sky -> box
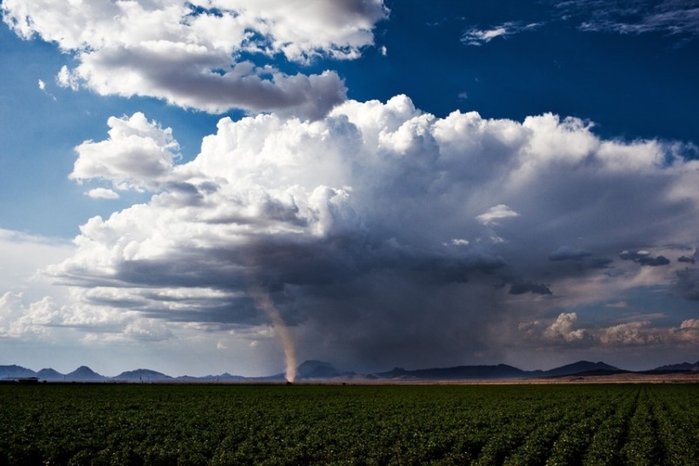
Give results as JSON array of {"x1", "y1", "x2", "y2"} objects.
[{"x1": 1, "y1": 0, "x2": 699, "y2": 378}]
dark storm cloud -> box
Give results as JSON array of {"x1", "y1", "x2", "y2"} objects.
[
  {"x1": 671, "y1": 268, "x2": 699, "y2": 300},
  {"x1": 589, "y1": 258, "x2": 615, "y2": 269},
  {"x1": 549, "y1": 246, "x2": 593, "y2": 261},
  {"x1": 619, "y1": 250, "x2": 671, "y2": 266},
  {"x1": 63, "y1": 232, "x2": 508, "y2": 325},
  {"x1": 509, "y1": 281, "x2": 553, "y2": 295}
]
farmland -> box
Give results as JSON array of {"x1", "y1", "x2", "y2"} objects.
[{"x1": 1, "y1": 383, "x2": 698, "y2": 465}]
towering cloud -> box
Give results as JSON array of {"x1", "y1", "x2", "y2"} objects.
[
  {"x1": 37, "y1": 95, "x2": 699, "y2": 370},
  {"x1": 2, "y1": 0, "x2": 388, "y2": 119}
]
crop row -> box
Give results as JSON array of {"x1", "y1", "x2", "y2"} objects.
[{"x1": 1, "y1": 383, "x2": 698, "y2": 465}]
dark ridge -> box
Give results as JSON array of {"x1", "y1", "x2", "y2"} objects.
[
  {"x1": 542, "y1": 361, "x2": 621, "y2": 377},
  {"x1": 113, "y1": 369, "x2": 172, "y2": 381},
  {"x1": 65, "y1": 366, "x2": 108, "y2": 381},
  {"x1": 374, "y1": 364, "x2": 528, "y2": 380},
  {"x1": 0, "y1": 365, "x2": 37, "y2": 379},
  {"x1": 8, "y1": 358, "x2": 699, "y2": 382},
  {"x1": 37, "y1": 368, "x2": 65, "y2": 381},
  {"x1": 649, "y1": 361, "x2": 699, "y2": 373}
]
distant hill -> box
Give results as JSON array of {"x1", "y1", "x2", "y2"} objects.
[
  {"x1": 651, "y1": 361, "x2": 699, "y2": 373},
  {"x1": 245, "y1": 361, "x2": 354, "y2": 382},
  {"x1": 298, "y1": 360, "x2": 341, "y2": 379},
  {"x1": 66, "y1": 366, "x2": 108, "y2": 381},
  {"x1": 0, "y1": 365, "x2": 37, "y2": 379},
  {"x1": 176, "y1": 372, "x2": 248, "y2": 382},
  {"x1": 216, "y1": 372, "x2": 248, "y2": 381},
  {"x1": 371, "y1": 361, "x2": 628, "y2": 381},
  {"x1": 296, "y1": 360, "x2": 356, "y2": 380},
  {"x1": 37, "y1": 368, "x2": 65, "y2": 381},
  {"x1": 6, "y1": 358, "x2": 699, "y2": 383},
  {"x1": 542, "y1": 361, "x2": 622, "y2": 377},
  {"x1": 113, "y1": 369, "x2": 172, "y2": 381},
  {"x1": 375, "y1": 364, "x2": 529, "y2": 380}
]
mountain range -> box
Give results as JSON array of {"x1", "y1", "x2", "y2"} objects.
[{"x1": 2, "y1": 359, "x2": 698, "y2": 383}]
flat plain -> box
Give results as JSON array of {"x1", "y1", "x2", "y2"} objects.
[{"x1": 1, "y1": 382, "x2": 698, "y2": 465}]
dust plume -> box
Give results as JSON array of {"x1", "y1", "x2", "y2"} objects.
[{"x1": 248, "y1": 284, "x2": 298, "y2": 382}]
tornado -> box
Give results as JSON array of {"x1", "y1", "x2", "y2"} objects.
[{"x1": 248, "y1": 284, "x2": 298, "y2": 383}]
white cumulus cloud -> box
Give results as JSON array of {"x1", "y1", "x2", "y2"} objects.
[
  {"x1": 462, "y1": 21, "x2": 541, "y2": 46},
  {"x1": 476, "y1": 204, "x2": 520, "y2": 227},
  {"x1": 70, "y1": 112, "x2": 180, "y2": 191},
  {"x1": 521, "y1": 312, "x2": 699, "y2": 350},
  {"x1": 2, "y1": 0, "x2": 388, "y2": 119},
  {"x1": 85, "y1": 188, "x2": 120, "y2": 200}
]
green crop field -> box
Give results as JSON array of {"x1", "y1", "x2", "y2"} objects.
[{"x1": 1, "y1": 383, "x2": 698, "y2": 465}]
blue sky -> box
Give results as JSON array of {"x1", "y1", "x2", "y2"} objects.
[{"x1": 1, "y1": 0, "x2": 699, "y2": 378}]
